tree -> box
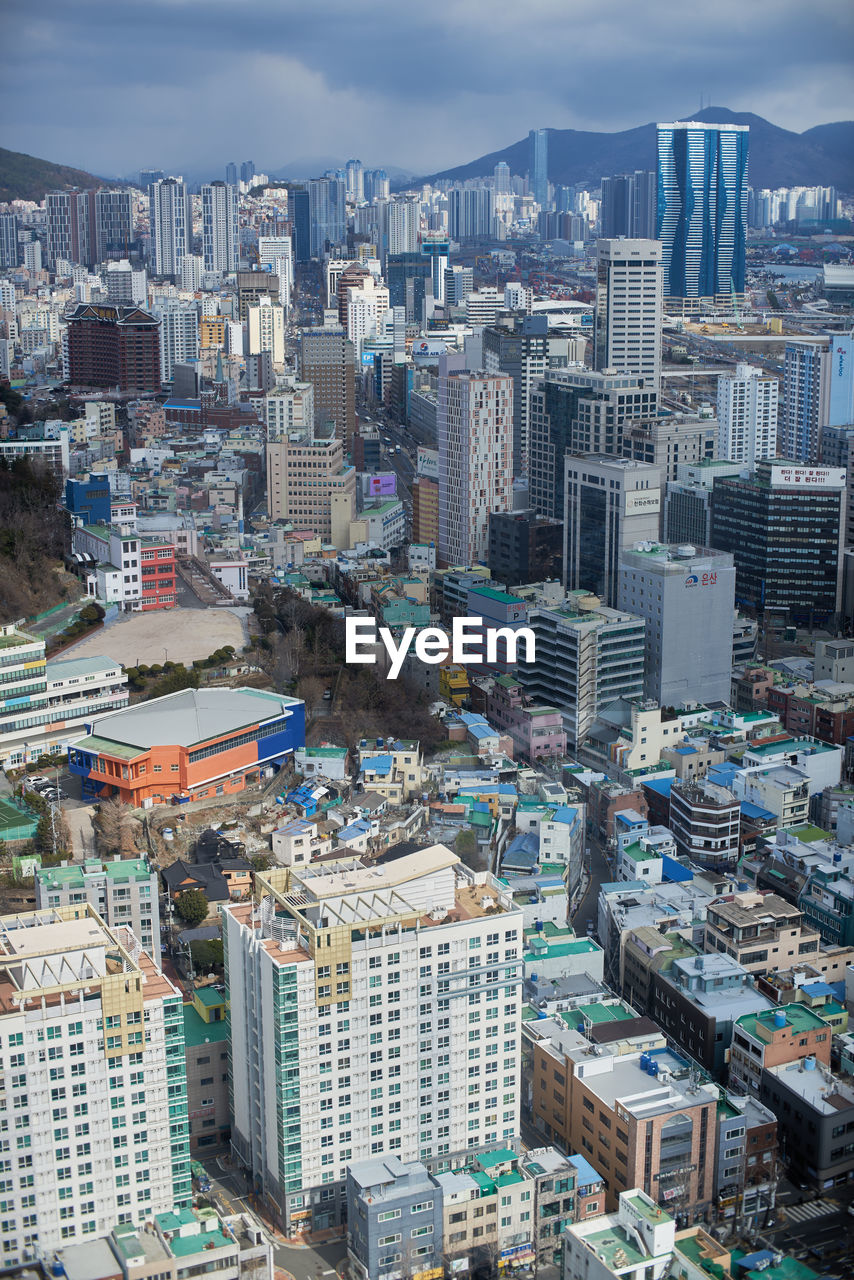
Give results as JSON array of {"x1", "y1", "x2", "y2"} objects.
[
  {"x1": 174, "y1": 890, "x2": 209, "y2": 926},
  {"x1": 297, "y1": 674, "x2": 326, "y2": 717},
  {"x1": 94, "y1": 796, "x2": 131, "y2": 857},
  {"x1": 190, "y1": 939, "x2": 224, "y2": 971}
]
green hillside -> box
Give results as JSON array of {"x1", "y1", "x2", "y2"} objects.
[{"x1": 0, "y1": 147, "x2": 106, "y2": 203}]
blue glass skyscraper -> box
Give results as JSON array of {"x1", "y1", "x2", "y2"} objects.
[{"x1": 656, "y1": 121, "x2": 749, "y2": 299}]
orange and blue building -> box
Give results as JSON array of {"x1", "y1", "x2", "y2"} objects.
[{"x1": 69, "y1": 687, "x2": 305, "y2": 804}]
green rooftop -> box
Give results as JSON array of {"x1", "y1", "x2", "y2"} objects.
[
  {"x1": 183, "y1": 1004, "x2": 228, "y2": 1048},
  {"x1": 472, "y1": 586, "x2": 523, "y2": 605},
  {"x1": 168, "y1": 1229, "x2": 232, "y2": 1258},
  {"x1": 627, "y1": 1193, "x2": 672, "y2": 1225},
  {"x1": 477, "y1": 1147, "x2": 517, "y2": 1168},
  {"x1": 586, "y1": 1225, "x2": 645, "y2": 1269},
  {"x1": 194, "y1": 985, "x2": 225, "y2": 1007},
  {"x1": 737, "y1": 1004, "x2": 828, "y2": 1038},
  {"x1": 622, "y1": 840, "x2": 661, "y2": 862},
  {"x1": 103, "y1": 858, "x2": 150, "y2": 881},
  {"x1": 74, "y1": 733, "x2": 143, "y2": 760},
  {"x1": 784, "y1": 824, "x2": 831, "y2": 843},
  {"x1": 730, "y1": 1248, "x2": 818, "y2": 1280}
]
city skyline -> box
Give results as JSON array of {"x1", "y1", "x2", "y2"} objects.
[{"x1": 1, "y1": 0, "x2": 852, "y2": 177}]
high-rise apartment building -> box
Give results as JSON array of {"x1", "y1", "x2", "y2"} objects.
[
  {"x1": 299, "y1": 327, "x2": 357, "y2": 446},
  {"x1": 529, "y1": 370, "x2": 658, "y2": 520},
  {"x1": 46, "y1": 190, "x2": 96, "y2": 267},
  {"x1": 345, "y1": 158, "x2": 364, "y2": 203},
  {"x1": 148, "y1": 178, "x2": 192, "y2": 280},
  {"x1": 781, "y1": 341, "x2": 830, "y2": 463},
  {"x1": 657, "y1": 121, "x2": 749, "y2": 299},
  {"x1": 247, "y1": 296, "x2": 286, "y2": 368},
  {"x1": 388, "y1": 197, "x2": 420, "y2": 255},
  {"x1": 240, "y1": 160, "x2": 255, "y2": 186},
  {"x1": 35, "y1": 857, "x2": 161, "y2": 965},
  {"x1": 309, "y1": 177, "x2": 346, "y2": 256},
  {"x1": 0, "y1": 905, "x2": 190, "y2": 1266},
  {"x1": 224, "y1": 162, "x2": 237, "y2": 186},
  {"x1": 140, "y1": 168, "x2": 164, "y2": 188},
  {"x1": 94, "y1": 190, "x2": 133, "y2": 262},
  {"x1": 448, "y1": 186, "x2": 493, "y2": 241},
  {"x1": 494, "y1": 161, "x2": 511, "y2": 193},
  {"x1": 265, "y1": 378, "x2": 315, "y2": 438},
  {"x1": 223, "y1": 850, "x2": 523, "y2": 1233},
  {"x1": 438, "y1": 370, "x2": 513, "y2": 566},
  {"x1": 710, "y1": 459, "x2": 845, "y2": 625},
  {"x1": 201, "y1": 181, "x2": 239, "y2": 274},
  {"x1": 594, "y1": 239, "x2": 662, "y2": 387},
  {"x1": 618, "y1": 543, "x2": 736, "y2": 706},
  {"x1": 483, "y1": 315, "x2": 549, "y2": 477},
  {"x1": 444, "y1": 264, "x2": 474, "y2": 307},
  {"x1": 153, "y1": 301, "x2": 199, "y2": 385},
  {"x1": 529, "y1": 129, "x2": 549, "y2": 207},
  {"x1": 600, "y1": 171, "x2": 656, "y2": 239},
  {"x1": 0, "y1": 212, "x2": 19, "y2": 268},
  {"x1": 716, "y1": 362, "x2": 779, "y2": 466},
  {"x1": 563, "y1": 456, "x2": 663, "y2": 604},
  {"x1": 258, "y1": 235, "x2": 294, "y2": 311}
]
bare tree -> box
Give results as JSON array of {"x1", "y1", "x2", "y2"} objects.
[
  {"x1": 93, "y1": 797, "x2": 132, "y2": 857},
  {"x1": 297, "y1": 674, "x2": 326, "y2": 718}
]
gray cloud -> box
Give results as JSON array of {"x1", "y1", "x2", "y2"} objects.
[{"x1": 1, "y1": 0, "x2": 852, "y2": 178}]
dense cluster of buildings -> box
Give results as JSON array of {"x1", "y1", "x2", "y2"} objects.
[{"x1": 1, "y1": 115, "x2": 854, "y2": 1280}]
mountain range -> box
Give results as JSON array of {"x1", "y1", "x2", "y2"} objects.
[{"x1": 413, "y1": 108, "x2": 854, "y2": 194}]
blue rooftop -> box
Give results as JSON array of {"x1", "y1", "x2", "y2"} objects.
[
  {"x1": 550, "y1": 805, "x2": 579, "y2": 825},
  {"x1": 662, "y1": 854, "x2": 693, "y2": 883},
  {"x1": 801, "y1": 981, "x2": 834, "y2": 997},
  {"x1": 568, "y1": 1153, "x2": 603, "y2": 1187},
  {"x1": 673, "y1": 745, "x2": 697, "y2": 756},
  {"x1": 470, "y1": 724, "x2": 498, "y2": 741},
  {"x1": 740, "y1": 801, "x2": 776, "y2": 822},
  {"x1": 363, "y1": 754, "x2": 393, "y2": 774},
  {"x1": 643, "y1": 778, "x2": 673, "y2": 796}
]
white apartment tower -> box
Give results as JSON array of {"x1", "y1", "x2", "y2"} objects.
[
  {"x1": 148, "y1": 178, "x2": 192, "y2": 280},
  {"x1": 782, "y1": 341, "x2": 832, "y2": 462},
  {"x1": 258, "y1": 235, "x2": 294, "y2": 312},
  {"x1": 716, "y1": 362, "x2": 779, "y2": 466},
  {"x1": 265, "y1": 378, "x2": 315, "y2": 439},
  {"x1": 201, "y1": 181, "x2": 239, "y2": 274},
  {"x1": 388, "y1": 197, "x2": 420, "y2": 255},
  {"x1": 0, "y1": 906, "x2": 190, "y2": 1266},
  {"x1": 222, "y1": 849, "x2": 523, "y2": 1233},
  {"x1": 594, "y1": 238, "x2": 663, "y2": 387},
  {"x1": 153, "y1": 301, "x2": 199, "y2": 384},
  {"x1": 247, "y1": 296, "x2": 286, "y2": 368},
  {"x1": 438, "y1": 369, "x2": 513, "y2": 566}
]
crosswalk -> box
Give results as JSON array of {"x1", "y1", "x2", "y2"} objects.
[{"x1": 784, "y1": 1197, "x2": 840, "y2": 1224}]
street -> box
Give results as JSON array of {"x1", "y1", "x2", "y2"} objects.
[{"x1": 199, "y1": 1157, "x2": 348, "y2": 1280}]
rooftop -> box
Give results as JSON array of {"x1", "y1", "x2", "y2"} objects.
[
  {"x1": 183, "y1": 1003, "x2": 228, "y2": 1048},
  {"x1": 78, "y1": 687, "x2": 302, "y2": 751}
]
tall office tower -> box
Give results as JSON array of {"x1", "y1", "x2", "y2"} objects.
[
  {"x1": 299, "y1": 326, "x2": 357, "y2": 445},
  {"x1": 237, "y1": 267, "x2": 280, "y2": 320},
  {"x1": 483, "y1": 315, "x2": 549, "y2": 477},
  {"x1": 265, "y1": 377, "x2": 315, "y2": 438},
  {"x1": 781, "y1": 341, "x2": 831, "y2": 462},
  {"x1": 240, "y1": 160, "x2": 255, "y2": 186},
  {"x1": 563, "y1": 456, "x2": 663, "y2": 604},
  {"x1": 599, "y1": 171, "x2": 656, "y2": 239},
  {"x1": 153, "y1": 300, "x2": 199, "y2": 384},
  {"x1": 444, "y1": 264, "x2": 474, "y2": 307},
  {"x1": 663, "y1": 459, "x2": 744, "y2": 545},
  {"x1": 420, "y1": 232, "x2": 449, "y2": 305},
  {"x1": 364, "y1": 169, "x2": 390, "y2": 201},
  {"x1": 309, "y1": 177, "x2": 346, "y2": 256},
  {"x1": 265, "y1": 419, "x2": 355, "y2": 537},
  {"x1": 529, "y1": 369, "x2": 658, "y2": 519},
  {"x1": 139, "y1": 168, "x2": 164, "y2": 188},
  {"x1": 94, "y1": 190, "x2": 133, "y2": 262},
  {"x1": 621, "y1": 413, "x2": 716, "y2": 483},
  {"x1": 345, "y1": 158, "x2": 364, "y2": 202},
  {"x1": 289, "y1": 185, "x2": 311, "y2": 262},
  {"x1": 0, "y1": 905, "x2": 191, "y2": 1265},
  {"x1": 46, "y1": 190, "x2": 95, "y2": 267},
  {"x1": 529, "y1": 128, "x2": 549, "y2": 207},
  {"x1": 716, "y1": 362, "x2": 779, "y2": 466},
  {"x1": 656, "y1": 121, "x2": 749, "y2": 299},
  {"x1": 827, "y1": 333, "x2": 854, "y2": 429},
  {"x1": 223, "y1": 854, "x2": 522, "y2": 1232},
  {"x1": 104, "y1": 259, "x2": 148, "y2": 306},
  {"x1": 618, "y1": 543, "x2": 736, "y2": 706},
  {"x1": 0, "y1": 212, "x2": 19, "y2": 268},
  {"x1": 494, "y1": 160, "x2": 512, "y2": 193},
  {"x1": 65, "y1": 302, "x2": 161, "y2": 392},
  {"x1": 448, "y1": 186, "x2": 494, "y2": 241},
  {"x1": 148, "y1": 177, "x2": 192, "y2": 280},
  {"x1": 438, "y1": 369, "x2": 513, "y2": 566},
  {"x1": 247, "y1": 296, "x2": 286, "y2": 368},
  {"x1": 821, "y1": 426, "x2": 854, "y2": 547},
  {"x1": 594, "y1": 239, "x2": 662, "y2": 387},
  {"x1": 387, "y1": 253, "x2": 432, "y2": 323},
  {"x1": 710, "y1": 460, "x2": 845, "y2": 626},
  {"x1": 258, "y1": 234, "x2": 294, "y2": 310},
  {"x1": 23, "y1": 240, "x2": 42, "y2": 273},
  {"x1": 201, "y1": 181, "x2": 239, "y2": 273},
  {"x1": 225, "y1": 162, "x2": 238, "y2": 186}
]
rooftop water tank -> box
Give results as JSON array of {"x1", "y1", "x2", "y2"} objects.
[
  {"x1": 674, "y1": 544, "x2": 697, "y2": 558},
  {"x1": 774, "y1": 1009, "x2": 786, "y2": 1029},
  {"x1": 804, "y1": 1056, "x2": 817, "y2": 1070}
]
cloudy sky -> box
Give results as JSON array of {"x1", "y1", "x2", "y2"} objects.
[{"x1": 2, "y1": 0, "x2": 852, "y2": 179}]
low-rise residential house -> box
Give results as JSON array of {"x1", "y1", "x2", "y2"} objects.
[{"x1": 729, "y1": 1004, "x2": 832, "y2": 1095}]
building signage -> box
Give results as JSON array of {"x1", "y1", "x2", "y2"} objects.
[
  {"x1": 624, "y1": 491, "x2": 661, "y2": 514},
  {"x1": 684, "y1": 571, "x2": 717, "y2": 588},
  {"x1": 769, "y1": 466, "x2": 845, "y2": 488}
]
